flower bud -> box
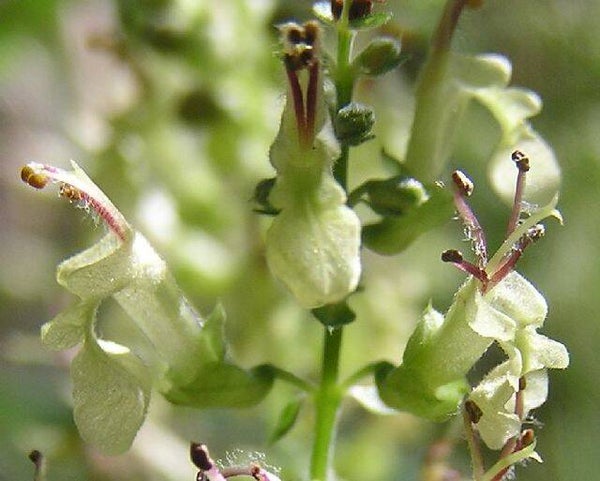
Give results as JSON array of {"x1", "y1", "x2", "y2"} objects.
[{"x1": 353, "y1": 37, "x2": 404, "y2": 76}]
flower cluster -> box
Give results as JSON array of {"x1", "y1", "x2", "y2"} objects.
[{"x1": 378, "y1": 151, "x2": 568, "y2": 455}]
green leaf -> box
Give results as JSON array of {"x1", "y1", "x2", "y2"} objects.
[
  {"x1": 362, "y1": 184, "x2": 453, "y2": 255},
  {"x1": 163, "y1": 363, "x2": 275, "y2": 408},
  {"x1": 312, "y1": 299, "x2": 356, "y2": 327},
  {"x1": 71, "y1": 336, "x2": 151, "y2": 455},
  {"x1": 269, "y1": 397, "x2": 304, "y2": 444},
  {"x1": 41, "y1": 301, "x2": 97, "y2": 351}
]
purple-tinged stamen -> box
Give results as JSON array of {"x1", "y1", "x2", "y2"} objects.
[
  {"x1": 506, "y1": 150, "x2": 530, "y2": 236},
  {"x1": 487, "y1": 224, "x2": 544, "y2": 290},
  {"x1": 441, "y1": 249, "x2": 489, "y2": 286},
  {"x1": 451, "y1": 171, "x2": 488, "y2": 266},
  {"x1": 284, "y1": 64, "x2": 308, "y2": 146},
  {"x1": 190, "y1": 443, "x2": 227, "y2": 481},
  {"x1": 305, "y1": 61, "x2": 319, "y2": 148},
  {"x1": 21, "y1": 162, "x2": 130, "y2": 242}
]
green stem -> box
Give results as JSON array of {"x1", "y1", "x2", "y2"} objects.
[
  {"x1": 332, "y1": 1, "x2": 356, "y2": 190},
  {"x1": 311, "y1": 3, "x2": 354, "y2": 479},
  {"x1": 310, "y1": 326, "x2": 343, "y2": 481}
]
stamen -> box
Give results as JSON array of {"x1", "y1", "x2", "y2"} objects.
[
  {"x1": 279, "y1": 21, "x2": 321, "y2": 149},
  {"x1": 506, "y1": 150, "x2": 530, "y2": 236},
  {"x1": 305, "y1": 61, "x2": 319, "y2": 147},
  {"x1": 451, "y1": 170, "x2": 487, "y2": 266},
  {"x1": 441, "y1": 249, "x2": 489, "y2": 285},
  {"x1": 284, "y1": 64, "x2": 307, "y2": 145},
  {"x1": 488, "y1": 224, "x2": 545, "y2": 288},
  {"x1": 21, "y1": 162, "x2": 130, "y2": 242}
]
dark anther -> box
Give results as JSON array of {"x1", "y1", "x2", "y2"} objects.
[
  {"x1": 190, "y1": 442, "x2": 213, "y2": 471},
  {"x1": 285, "y1": 25, "x2": 304, "y2": 45},
  {"x1": 441, "y1": 249, "x2": 463, "y2": 263},
  {"x1": 21, "y1": 166, "x2": 49, "y2": 189},
  {"x1": 520, "y1": 428, "x2": 535, "y2": 447},
  {"x1": 518, "y1": 376, "x2": 527, "y2": 392},
  {"x1": 28, "y1": 450, "x2": 43, "y2": 465},
  {"x1": 331, "y1": 0, "x2": 375, "y2": 21},
  {"x1": 464, "y1": 399, "x2": 483, "y2": 424},
  {"x1": 451, "y1": 170, "x2": 474, "y2": 197},
  {"x1": 511, "y1": 150, "x2": 530, "y2": 172}
]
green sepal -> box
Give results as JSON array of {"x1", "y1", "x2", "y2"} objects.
[
  {"x1": 362, "y1": 184, "x2": 454, "y2": 255},
  {"x1": 311, "y1": 299, "x2": 356, "y2": 327},
  {"x1": 376, "y1": 283, "x2": 493, "y2": 419},
  {"x1": 350, "y1": 176, "x2": 428, "y2": 216},
  {"x1": 269, "y1": 397, "x2": 304, "y2": 444},
  {"x1": 350, "y1": 12, "x2": 393, "y2": 30},
  {"x1": 353, "y1": 37, "x2": 405, "y2": 76},
  {"x1": 163, "y1": 363, "x2": 275, "y2": 409},
  {"x1": 41, "y1": 300, "x2": 97, "y2": 351},
  {"x1": 71, "y1": 334, "x2": 151, "y2": 455},
  {"x1": 375, "y1": 362, "x2": 468, "y2": 421}
]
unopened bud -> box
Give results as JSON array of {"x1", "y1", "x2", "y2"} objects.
[
  {"x1": 353, "y1": 37, "x2": 404, "y2": 76},
  {"x1": 334, "y1": 102, "x2": 375, "y2": 146}
]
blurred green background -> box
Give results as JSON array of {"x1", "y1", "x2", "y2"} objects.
[{"x1": 1, "y1": 1, "x2": 598, "y2": 480}]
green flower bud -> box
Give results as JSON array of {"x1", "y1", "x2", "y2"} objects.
[
  {"x1": 353, "y1": 37, "x2": 404, "y2": 76},
  {"x1": 334, "y1": 102, "x2": 375, "y2": 146}
]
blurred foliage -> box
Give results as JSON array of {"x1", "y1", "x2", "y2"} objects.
[{"x1": 1, "y1": 0, "x2": 599, "y2": 480}]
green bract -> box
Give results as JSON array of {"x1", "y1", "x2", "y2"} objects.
[{"x1": 266, "y1": 70, "x2": 361, "y2": 309}]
